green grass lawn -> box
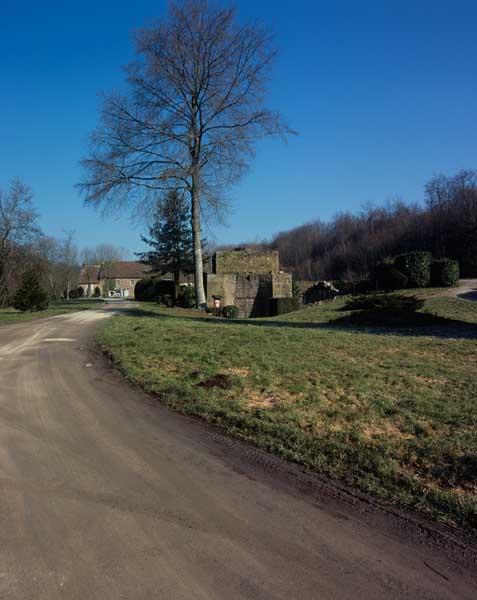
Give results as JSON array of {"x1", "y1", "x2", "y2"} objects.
[
  {"x1": 97, "y1": 295, "x2": 477, "y2": 529},
  {"x1": 0, "y1": 299, "x2": 106, "y2": 326}
]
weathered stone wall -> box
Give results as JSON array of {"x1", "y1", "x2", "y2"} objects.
[
  {"x1": 204, "y1": 272, "x2": 292, "y2": 318},
  {"x1": 204, "y1": 273, "x2": 237, "y2": 307},
  {"x1": 272, "y1": 273, "x2": 293, "y2": 298},
  {"x1": 204, "y1": 250, "x2": 293, "y2": 317},
  {"x1": 234, "y1": 274, "x2": 273, "y2": 318},
  {"x1": 213, "y1": 249, "x2": 279, "y2": 275}
]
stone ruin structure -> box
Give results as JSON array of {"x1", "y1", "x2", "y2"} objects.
[
  {"x1": 204, "y1": 249, "x2": 293, "y2": 318},
  {"x1": 303, "y1": 281, "x2": 339, "y2": 304}
]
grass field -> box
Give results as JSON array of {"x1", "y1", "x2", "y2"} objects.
[
  {"x1": 0, "y1": 299, "x2": 106, "y2": 326},
  {"x1": 97, "y1": 295, "x2": 477, "y2": 529}
]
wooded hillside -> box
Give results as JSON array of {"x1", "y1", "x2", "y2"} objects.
[{"x1": 270, "y1": 170, "x2": 477, "y2": 281}]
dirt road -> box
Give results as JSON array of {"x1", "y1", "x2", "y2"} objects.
[
  {"x1": 448, "y1": 279, "x2": 477, "y2": 301},
  {"x1": 0, "y1": 306, "x2": 475, "y2": 599}
]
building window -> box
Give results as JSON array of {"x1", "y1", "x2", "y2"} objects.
[{"x1": 130, "y1": 280, "x2": 135, "y2": 286}]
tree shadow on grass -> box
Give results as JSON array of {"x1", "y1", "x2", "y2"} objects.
[{"x1": 115, "y1": 306, "x2": 477, "y2": 340}]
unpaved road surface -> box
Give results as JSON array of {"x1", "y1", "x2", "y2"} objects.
[
  {"x1": 0, "y1": 306, "x2": 476, "y2": 599},
  {"x1": 450, "y1": 279, "x2": 477, "y2": 301}
]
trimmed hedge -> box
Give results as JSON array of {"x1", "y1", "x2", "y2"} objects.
[
  {"x1": 134, "y1": 278, "x2": 176, "y2": 302},
  {"x1": 394, "y1": 251, "x2": 432, "y2": 288},
  {"x1": 177, "y1": 286, "x2": 196, "y2": 308},
  {"x1": 134, "y1": 279, "x2": 153, "y2": 301},
  {"x1": 431, "y1": 259, "x2": 460, "y2": 287},
  {"x1": 375, "y1": 263, "x2": 408, "y2": 291},
  {"x1": 270, "y1": 296, "x2": 301, "y2": 316},
  {"x1": 222, "y1": 305, "x2": 239, "y2": 319},
  {"x1": 345, "y1": 293, "x2": 424, "y2": 313}
]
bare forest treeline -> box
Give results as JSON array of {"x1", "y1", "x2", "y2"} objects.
[
  {"x1": 0, "y1": 178, "x2": 128, "y2": 306},
  {"x1": 270, "y1": 170, "x2": 477, "y2": 281}
]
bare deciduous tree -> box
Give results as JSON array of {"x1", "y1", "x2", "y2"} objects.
[
  {"x1": 79, "y1": 0, "x2": 292, "y2": 305},
  {"x1": 81, "y1": 243, "x2": 128, "y2": 285},
  {"x1": 58, "y1": 231, "x2": 79, "y2": 300},
  {"x1": 81, "y1": 243, "x2": 127, "y2": 265},
  {"x1": 36, "y1": 236, "x2": 62, "y2": 299},
  {"x1": 0, "y1": 179, "x2": 41, "y2": 305}
]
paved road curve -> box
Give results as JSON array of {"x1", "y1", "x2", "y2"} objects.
[{"x1": 0, "y1": 306, "x2": 475, "y2": 599}]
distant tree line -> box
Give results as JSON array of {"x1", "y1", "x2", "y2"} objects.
[
  {"x1": 0, "y1": 178, "x2": 127, "y2": 307},
  {"x1": 270, "y1": 170, "x2": 477, "y2": 281}
]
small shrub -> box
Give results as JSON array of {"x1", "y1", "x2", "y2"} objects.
[
  {"x1": 345, "y1": 294, "x2": 424, "y2": 313},
  {"x1": 158, "y1": 294, "x2": 174, "y2": 307},
  {"x1": 431, "y1": 259, "x2": 460, "y2": 287},
  {"x1": 222, "y1": 305, "x2": 239, "y2": 319},
  {"x1": 135, "y1": 278, "x2": 154, "y2": 301},
  {"x1": 93, "y1": 287, "x2": 101, "y2": 297},
  {"x1": 135, "y1": 278, "x2": 175, "y2": 301},
  {"x1": 154, "y1": 280, "x2": 176, "y2": 299},
  {"x1": 13, "y1": 269, "x2": 49, "y2": 312},
  {"x1": 375, "y1": 263, "x2": 408, "y2": 291},
  {"x1": 344, "y1": 294, "x2": 431, "y2": 327},
  {"x1": 394, "y1": 251, "x2": 432, "y2": 288},
  {"x1": 292, "y1": 277, "x2": 301, "y2": 298},
  {"x1": 177, "y1": 285, "x2": 196, "y2": 308},
  {"x1": 68, "y1": 288, "x2": 79, "y2": 299},
  {"x1": 77, "y1": 286, "x2": 84, "y2": 298},
  {"x1": 270, "y1": 296, "x2": 301, "y2": 316}
]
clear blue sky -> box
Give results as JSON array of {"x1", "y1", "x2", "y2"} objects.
[{"x1": 1, "y1": 0, "x2": 476, "y2": 255}]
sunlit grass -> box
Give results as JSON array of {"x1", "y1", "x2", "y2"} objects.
[{"x1": 98, "y1": 295, "x2": 477, "y2": 529}]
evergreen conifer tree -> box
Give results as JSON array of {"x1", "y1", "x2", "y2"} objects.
[
  {"x1": 13, "y1": 269, "x2": 49, "y2": 312},
  {"x1": 138, "y1": 190, "x2": 194, "y2": 299}
]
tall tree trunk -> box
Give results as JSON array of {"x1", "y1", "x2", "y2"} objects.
[
  {"x1": 0, "y1": 271, "x2": 7, "y2": 307},
  {"x1": 173, "y1": 270, "x2": 180, "y2": 301},
  {"x1": 191, "y1": 176, "x2": 206, "y2": 307},
  {"x1": 49, "y1": 272, "x2": 56, "y2": 300}
]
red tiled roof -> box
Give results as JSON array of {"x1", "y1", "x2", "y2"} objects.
[
  {"x1": 79, "y1": 262, "x2": 150, "y2": 283},
  {"x1": 100, "y1": 262, "x2": 151, "y2": 279},
  {"x1": 78, "y1": 265, "x2": 101, "y2": 284}
]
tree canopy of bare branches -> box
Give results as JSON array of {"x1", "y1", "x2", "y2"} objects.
[
  {"x1": 81, "y1": 243, "x2": 127, "y2": 266},
  {"x1": 0, "y1": 179, "x2": 41, "y2": 305},
  {"x1": 79, "y1": 0, "x2": 292, "y2": 305},
  {"x1": 271, "y1": 169, "x2": 477, "y2": 281}
]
